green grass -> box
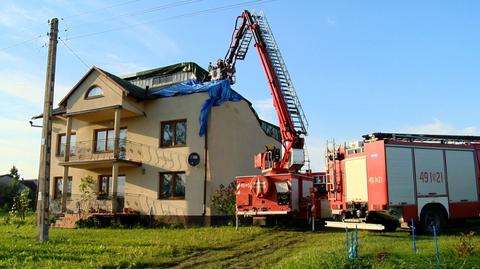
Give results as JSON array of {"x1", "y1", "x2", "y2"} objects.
[{"x1": 0, "y1": 214, "x2": 479, "y2": 268}]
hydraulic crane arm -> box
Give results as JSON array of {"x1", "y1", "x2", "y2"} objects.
[{"x1": 219, "y1": 10, "x2": 308, "y2": 171}]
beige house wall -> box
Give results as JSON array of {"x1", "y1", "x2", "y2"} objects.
[
  {"x1": 65, "y1": 71, "x2": 123, "y2": 113},
  {"x1": 64, "y1": 70, "x2": 145, "y2": 116},
  {"x1": 50, "y1": 88, "x2": 280, "y2": 218},
  {"x1": 207, "y1": 101, "x2": 279, "y2": 215}
]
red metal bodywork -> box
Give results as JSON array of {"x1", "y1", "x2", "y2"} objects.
[
  {"x1": 236, "y1": 173, "x2": 314, "y2": 218},
  {"x1": 327, "y1": 138, "x2": 480, "y2": 223},
  {"x1": 364, "y1": 140, "x2": 389, "y2": 211}
]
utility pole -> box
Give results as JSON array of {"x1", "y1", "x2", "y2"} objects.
[{"x1": 37, "y1": 18, "x2": 58, "y2": 242}]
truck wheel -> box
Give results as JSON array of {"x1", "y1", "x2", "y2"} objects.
[
  {"x1": 383, "y1": 221, "x2": 398, "y2": 232},
  {"x1": 420, "y1": 205, "x2": 447, "y2": 234},
  {"x1": 265, "y1": 216, "x2": 276, "y2": 227},
  {"x1": 333, "y1": 213, "x2": 345, "y2": 222}
]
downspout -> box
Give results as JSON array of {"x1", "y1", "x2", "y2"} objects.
[{"x1": 202, "y1": 126, "x2": 208, "y2": 217}]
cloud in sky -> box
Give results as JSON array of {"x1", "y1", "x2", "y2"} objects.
[
  {"x1": 0, "y1": 118, "x2": 41, "y2": 178},
  {"x1": 0, "y1": 50, "x2": 22, "y2": 64},
  {"x1": 326, "y1": 17, "x2": 336, "y2": 26},
  {"x1": 97, "y1": 53, "x2": 150, "y2": 76},
  {"x1": 0, "y1": 69, "x2": 71, "y2": 106},
  {"x1": 305, "y1": 119, "x2": 480, "y2": 173},
  {"x1": 251, "y1": 98, "x2": 278, "y2": 124},
  {"x1": 0, "y1": 2, "x2": 53, "y2": 33},
  {"x1": 131, "y1": 24, "x2": 180, "y2": 59},
  {"x1": 304, "y1": 136, "x2": 326, "y2": 172},
  {"x1": 401, "y1": 119, "x2": 478, "y2": 135}
]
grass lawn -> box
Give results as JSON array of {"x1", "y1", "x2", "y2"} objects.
[{"x1": 0, "y1": 214, "x2": 479, "y2": 268}]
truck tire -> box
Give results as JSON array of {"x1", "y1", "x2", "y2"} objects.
[
  {"x1": 420, "y1": 204, "x2": 447, "y2": 234},
  {"x1": 383, "y1": 221, "x2": 398, "y2": 232}
]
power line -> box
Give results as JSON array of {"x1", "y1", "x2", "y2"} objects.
[
  {"x1": 0, "y1": 35, "x2": 45, "y2": 52},
  {"x1": 66, "y1": 0, "x2": 278, "y2": 40},
  {"x1": 66, "y1": 0, "x2": 144, "y2": 20},
  {"x1": 66, "y1": 0, "x2": 203, "y2": 30},
  {"x1": 59, "y1": 37, "x2": 146, "y2": 114},
  {"x1": 58, "y1": 37, "x2": 90, "y2": 69},
  {"x1": 13, "y1": 0, "x2": 144, "y2": 36}
]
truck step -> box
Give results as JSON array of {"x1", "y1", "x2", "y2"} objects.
[{"x1": 325, "y1": 221, "x2": 385, "y2": 231}]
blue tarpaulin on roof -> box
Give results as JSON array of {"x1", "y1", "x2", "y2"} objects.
[{"x1": 148, "y1": 79, "x2": 243, "y2": 136}]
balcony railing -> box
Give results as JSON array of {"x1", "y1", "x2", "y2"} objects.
[{"x1": 63, "y1": 139, "x2": 144, "y2": 163}]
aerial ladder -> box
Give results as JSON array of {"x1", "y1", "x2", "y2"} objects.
[
  {"x1": 214, "y1": 10, "x2": 324, "y2": 226},
  {"x1": 211, "y1": 10, "x2": 308, "y2": 172}
]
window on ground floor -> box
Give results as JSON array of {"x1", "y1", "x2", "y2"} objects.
[
  {"x1": 98, "y1": 175, "x2": 125, "y2": 197},
  {"x1": 158, "y1": 172, "x2": 185, "y2": 199},
  {"x1": 160, "y1": 120, "x2": 186, "y2": 147},
  {"x1": 54, "y1": 176, "x2": 72, "y2": 200}
]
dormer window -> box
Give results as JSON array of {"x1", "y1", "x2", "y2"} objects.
[{"x1": 85, "y1": 86, "x2": 103, "y2": 99}]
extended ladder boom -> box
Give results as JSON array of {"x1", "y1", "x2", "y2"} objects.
[{"x1": 223, "y1": 10, "x2": 308, "y2": 170}]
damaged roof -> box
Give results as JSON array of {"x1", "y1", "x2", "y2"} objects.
[
  {"x1": 122, "y1": 62, "x2": 209, "y2": 82},
  {"x1": 32, "y1": 62, "x2": 281, "y2": 141}
]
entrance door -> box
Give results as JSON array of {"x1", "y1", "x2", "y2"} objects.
[{"x1": 99, "y1": 175, "x2": 125, "y2": 211}]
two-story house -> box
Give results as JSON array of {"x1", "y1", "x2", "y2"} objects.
[{"x1": 34, "y1": 62, "x2": 280, "y2": 224}]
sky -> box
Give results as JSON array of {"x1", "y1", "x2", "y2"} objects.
[{"x1": 0, "y1": 0, "x2": 479, "y2": 178}]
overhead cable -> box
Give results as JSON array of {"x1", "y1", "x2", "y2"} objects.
[{"x1": 66, "y1": 0, "x2": 277, "y2": 40}]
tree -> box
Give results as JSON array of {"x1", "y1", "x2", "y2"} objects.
[
  {"x1": 10, "y1": 188, "x2": 31, "y2": 221},
  {"x1": 9, "y1": 166, "x2": 20, "y2": 180},
  {"x1": 211, "y1": 181, "x2": 236, "y2": 217},
  {"x1": 79, "y1": 175, "x2": 95, "y2": 214},
  {"x1": 0, "y1": 166, "x2": 21, "y2": 210}
]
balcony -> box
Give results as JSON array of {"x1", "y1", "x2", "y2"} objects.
[{"x1": 59, "y1": 139, "x2": 143, "y2": 169}]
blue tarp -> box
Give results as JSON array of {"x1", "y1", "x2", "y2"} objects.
[{"x1": 148, "y1": 79, "x2": 243, "y2": 136}]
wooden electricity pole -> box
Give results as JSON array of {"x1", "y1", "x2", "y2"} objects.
[{"x1": 37, "y1": 18, "x2": 58, "y2": 242}]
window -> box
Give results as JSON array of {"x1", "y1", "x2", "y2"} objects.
[
  {"x1": 54, "y1": 177, "x2": 72, "y2": 200},
  {"x1": 98, "y1": 175, "x2": 125, "y2": 197},
  {"x1": 85, "y1": 86, "x2": 103, "y2": 99},
  {"x1": 95, "y1": 128, "x2": 127, "y2": 152},
  {"x1": 160, "y1": 120, "x2": 186, "y2": 147},
  {"x1": 57, "y1": 133, "x2": 76, "y2": 156},
  {"x1": 158, "y1": 172, "x2": 185, "y2": 199}
]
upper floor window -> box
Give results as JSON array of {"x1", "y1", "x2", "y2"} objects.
[
  {"x1": 95, "y1": 128, "x2": 127, "y2": 153},
  {"x1": 85, "y1": 86, "x2": 103, "y2": 99},
  {"x1": 160, "y1": 120, "x2": 186, "y2": 147},
  {"x1": 54, "y1": 176, "x2": 72, "y2": 200},
  {"x1": 57, "y1": 133, "x2": 76, "y2": 156}
]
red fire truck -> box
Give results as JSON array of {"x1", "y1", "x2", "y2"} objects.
[
  {"x1": 212, "y1": 10, "x2": 327, "y2": 227},
  {"x1": 221, "y1": 10, "x2": 480, "y2": 232},
  {"x1": 326, "y1": 132, "x2": 480, "y2": 232}
]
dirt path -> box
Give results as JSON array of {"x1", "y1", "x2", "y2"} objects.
[{"x1": 171, "y1": 230, "x2": 307, "y2": 269}]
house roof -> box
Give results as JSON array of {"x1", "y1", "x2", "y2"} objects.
[
  {"x1": 0, "y1": 174, "x2": 13, "y2": 186},
  {"x1": 58, "y1": 66, "x2": 146, "y2": 107},
  {"x1": 21, "y1": 179, "x2": 38, "y2": 191},
  {"x1": 32, "y1": 62, "x2": 281, "y2": 142},
  {"x1": 32, "y1": 106, "x2": 66, "y2": 120},
  {"x1": 100, "y1": 68, "x2": 146, "y2": 99},
  {"x1": 122, "y1": 62, "x2": 209, "y2": 82}
]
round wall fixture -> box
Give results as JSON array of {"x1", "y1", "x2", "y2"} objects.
[{"x1": 188, "y1": 152, "x2": 200, "y2": 167}]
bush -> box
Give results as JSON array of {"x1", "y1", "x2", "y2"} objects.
[
  {"x1": 454, "y1": 231, "x2": 476, "y2": 257},
  {"x1": 211, "y1": 181, "x2": 236, "y2": 218},
  {"x1": 9, "y1": 188, "x2": 31, "y2": 221}
]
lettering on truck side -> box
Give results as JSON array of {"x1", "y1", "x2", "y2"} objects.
[
  {"x1": 368, "y1": 176, "x2": 383, "y2": 184},
  {"x1": 418, "y1": 171, "x2": 444, "y2": 183}
]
